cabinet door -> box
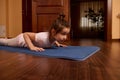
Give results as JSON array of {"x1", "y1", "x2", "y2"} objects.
[{"x1": 32, "y1": 0, "x2": 70, "y2": 32}]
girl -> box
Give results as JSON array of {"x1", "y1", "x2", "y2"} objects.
[{"x1": 0, "y1": 14, "x2": 70, "y2": 52}]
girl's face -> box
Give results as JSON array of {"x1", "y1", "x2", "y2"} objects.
[{"x1": 54, "y1": 27, "x2": 70, "y2": 42}]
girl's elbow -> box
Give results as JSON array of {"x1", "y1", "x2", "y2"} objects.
[{"x1": 23, "y1": 32, "x2": 29, "y2": 36}]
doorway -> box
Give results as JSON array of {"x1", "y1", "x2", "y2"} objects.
[
  {"x1": 70, "y1": 0, "x2": 112, "y2": 40},
  {"x1": 22, "y1": 0, "x2": 112, "y2": 41}
]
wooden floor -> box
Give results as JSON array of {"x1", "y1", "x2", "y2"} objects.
[{"x1": 0, "y1": 39, "x2": 120, "y2": 80}]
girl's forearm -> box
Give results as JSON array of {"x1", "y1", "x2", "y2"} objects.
[{"x1": 23, "y1": 33, "x2": 35, "y2": 49}]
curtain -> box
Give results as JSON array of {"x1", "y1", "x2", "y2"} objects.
[{"x1": 79, "y1": 1, "x2": 104, "y2": 38}]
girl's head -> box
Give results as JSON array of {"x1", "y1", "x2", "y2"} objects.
[{"x1": 50, "y1": 13, "x2": 70, "y2": 42}]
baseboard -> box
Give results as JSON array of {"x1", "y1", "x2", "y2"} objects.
[{"x1": 112, "y1": 39, "x2": 120, "y2": 41}]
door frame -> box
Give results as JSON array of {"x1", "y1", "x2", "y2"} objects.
[
  {"x1": 106, "y1": 0, "x2": 112, "y2": 41},
  {"x1": 22, "y1": 0, "x2": 32, "y2": 32}
]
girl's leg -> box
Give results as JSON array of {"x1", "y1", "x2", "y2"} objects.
[
  {"x1": 0, "y1": 38, "x2": 8, "y2": 45},
  {"x1": 0, "y1": 37, "x2": 19, "y2": 47}
]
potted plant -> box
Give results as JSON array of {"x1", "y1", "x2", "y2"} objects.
[{"x1": 85, "y1": 8, "x2": 104, "y2": 32}]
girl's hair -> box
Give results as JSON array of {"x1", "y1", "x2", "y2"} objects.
[{"x1": 50, "y1": 13, "x2": 70, "y2": 34}]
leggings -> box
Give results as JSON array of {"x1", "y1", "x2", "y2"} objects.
[{"x1": 0, "y1": 36, "x2": 20, "y2": 47}]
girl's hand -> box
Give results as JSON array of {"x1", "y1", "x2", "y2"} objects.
[
  {"x1": 30, "y1": 46, "x2": 45, "y2": 52},
  {"x1": 54, "y1": 41, "x2": 67, "y2": 47},
  {"x1": 56, "y1": 43, "x2": 67, "y2": 47}
]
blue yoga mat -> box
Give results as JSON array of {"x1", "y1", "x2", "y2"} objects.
[{"x1": 0, "y1": 45, "x2": 100, "y2": 61}]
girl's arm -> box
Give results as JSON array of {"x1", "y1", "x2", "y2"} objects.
[{"x1": 23, "y1": 32, "x2": 44, "y2": 51}]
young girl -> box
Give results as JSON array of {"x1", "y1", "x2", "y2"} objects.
[{"x1": 0, "y1": 14, "x2": 70, "y2": 52}]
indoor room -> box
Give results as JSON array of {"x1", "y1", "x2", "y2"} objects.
[{"x1": 0, "y1": 0, "x2": 120, "y2": 80}]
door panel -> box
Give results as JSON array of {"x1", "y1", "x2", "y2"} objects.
[
  {"x1": 22, "y1": 0, "x2": 32, "y2": 32},
  {"x1": 32, "y1": 0, "x2": 69, "y2": 32},
  {"x1": 36, "y1": 0, "x2": 63, "y2": 6},
  {"x1": 37, "y1": 7, "x2": 63, "y2": 13},
  {"x1": 37, "y1": 15, "x2": 58, "y2": 32}
]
